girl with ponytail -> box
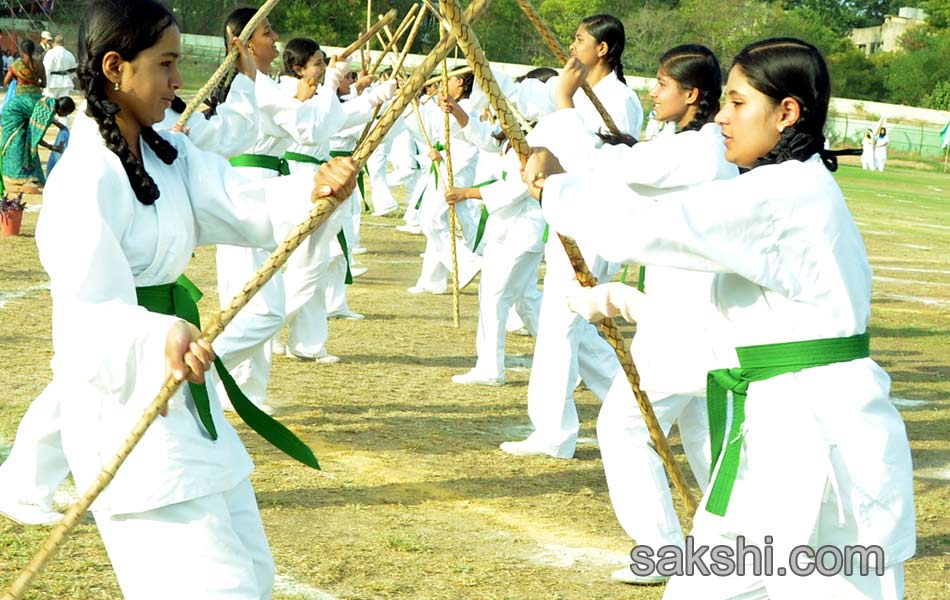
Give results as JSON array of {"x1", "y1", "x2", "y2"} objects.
[
  {"x1": 503, "y1": 44, "x2": 737, "y2": 586},
  {"x1": 526, "y1": 37, "x2": 914, "y2": 598},
  {"x1": 33, "y1": 1, "x2": 358, "y2": 596}
]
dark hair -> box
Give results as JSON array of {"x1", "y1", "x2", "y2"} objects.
[
  {"x1": 453, "y1": 71, "x2": 474, "y2": 99},
  {"x1": 78, "y1": 0, "x2": 179, "y2": 205},
  {"x1": 207, "y1": 7, "x2": 257, "y2": 116},
  {"x1": 282, "y1": 37, "x2": 319, "y2": 78},
  {"x1": 18, "y1": 39, "x2": 37, "y2": 77},
  {"x1": 658, "y1": 44, "x2": 721, "y2": 133},
  {"x1": 169, "y1": 95, "x2": 187, "y2": 114},
  {"x1": 580, "y1": 14, "x2": 626, "y2": 84},
  {"x1": 516, "y1": 67, "x2": 558, "y2": 83},
  {"x1": 733, "y1": 37, "x2": 840, "y2": 171},
  {"x1": 55, "y1": 96, "x2": 76, "y2": 115}
]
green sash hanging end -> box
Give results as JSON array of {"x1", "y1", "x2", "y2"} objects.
[
  {"x1": 136, "y1": 275, "x2": 320, "y2": 470},
  {"x1": 704, "y1": 332, "x2": 870, "y2": 516}
]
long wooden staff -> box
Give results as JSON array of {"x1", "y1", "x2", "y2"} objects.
[
  {"x1": 341, "y1": 8, "x2": 397, "y2": 61},
  {"x1": 514, "y1": 0, "x2": 620, "y2": 137},
  {"x1": 441, "y1": 0, "x2": 698, "y2": 517},
  {"x1": 175, "y1": 0, "x2": 281, "y2": 128},
  {"x1": 439, "y1": 0, "x2": 461, "y2": 328},
  {"x1": 0, "y1": 3, "x2": 491, "y2": 597},
  {"x1": 369, "y1": 4, "x2": 416, "y2": 75}
]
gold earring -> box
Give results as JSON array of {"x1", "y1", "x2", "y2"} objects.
[{"x1": 113, "y1": 81, "x2": 120, "y2": 92}]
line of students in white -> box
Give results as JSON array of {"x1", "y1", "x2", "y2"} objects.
[{"x1": 0, "y1": 3, "x2": 915, "y2": 599}]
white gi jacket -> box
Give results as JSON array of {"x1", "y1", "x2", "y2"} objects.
[
  {"x1": 37, "y1": 111, "x2": 319, "y2": 516},
  {"x1": 541, "y1": 155, "x2": 916, "y2": 567},
  {"x1": 42, "y1": 44, "x2": 77, "y2": 96},
  {"x1": 155, "y1": 73, "x2": 258, "y2": 157}
]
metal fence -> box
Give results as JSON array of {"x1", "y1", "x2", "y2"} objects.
[{"x1": 827, "y1": 115, "x2": 947, "y2": 157}]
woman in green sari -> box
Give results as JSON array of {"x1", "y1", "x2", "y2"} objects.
[{"x1": 1, "y1": 39, "x2": 49, "y2": 192}]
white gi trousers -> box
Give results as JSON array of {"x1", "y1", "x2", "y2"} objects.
[
  {"x1": 367, "y1": 137, "x2": 399, "y2": 215},
  {"x1": 95, "y1": 478, "x2": 274, "y2": 600},
  {"x1": 473, "y1": 244, "x2": 543, "y2": 378}
]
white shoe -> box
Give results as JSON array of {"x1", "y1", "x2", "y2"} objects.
[
  {"x1": 289, "y1": 351, "x2": 341, "y2": 364},
  {"x1": 499, "y1": 438, "x2": 555, "y2": 457},
  {"x1": 510, "y1": 327, "x2": 531, "y2": 337},
  {"x1": 272, "y1": 339, "x2": 286, "y2": 356},
  {"x1": 0, "y1": 498, "x2": 62, "y2": 526},
  {"x1": 350, "y1": 265, "x2": 369, "y2": 278},
  {"x1": 408, "y1": 285, "x2": 448, "y2": 295},
  {"x1": 351, "y1": 246, "x2": 368, "y2": 255},
  {"x1": 611, "y1": 566, "x2": 668, "y2": 585},
  {"x1": 329, "y1": 309, "x2": 365, "y2": 320},
  {"x1": 372, "y1": 207, "x2": 398, "y2": 217},
  {"x1": 451, "y1": 369, "x2": 504, "y2": 386},
  {"x1": 396, "y1": 224, "x2": 422, "y2": 234}
]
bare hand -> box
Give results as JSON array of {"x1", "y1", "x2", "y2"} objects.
[
  {"x1": 444, "y1": 187, "x2": 472, "y2": 205},
  {"x1": 313, "y1": 156, "x2": 359, "y2": 201},
  {"x1": 556, "y1": 57, "x2": 587, "y2": 109},
  {"x1": 428, "y1": 148, "x2": 443, "y2": 163},
  {"x1": 354, "y1": 74, "x2": 375, "y2": 94},
  {"x1": 165, "y1": 321, "x2": 216, "y2": 414},
  {"x1": 231, "y1": 36, "x2": 257, "y2": 81},
  {"x1": 521, "y1": 147, "x2": 565, "y2": 201},
  {"x1": 296, "y1": 76, "x2": 317, "y2": 102},
  {"x1": 438, "y1": 93, "x2": 468, "y2": 127}
]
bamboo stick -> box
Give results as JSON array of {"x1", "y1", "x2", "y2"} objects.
[
  {"x1": 441, "y1": 0, "x2": 699, "y2": 517},
  {"x1": 339, "y1": 8, "x2": 396, "y2": 60},
  {"x1": 439, "y1": 0, "x2": 461, "y2": 328}
]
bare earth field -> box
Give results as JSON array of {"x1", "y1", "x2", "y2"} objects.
[{"x1": 0, "y1": 161, "x2": 947, "y2": 599}]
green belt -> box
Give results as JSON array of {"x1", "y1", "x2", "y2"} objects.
[
  {"x1": 637, "y1": 266, "x2": 646, "y2": 292},
  {"x1": 705, "y1": 331, "x2": 870, "y2": 516},
  {"x1": 329, "y1": 150, "x2": 368, "y2": 212},
  {"x1": 283, "y1": 152, "x2": 354, "y2": 285},
  {"x1": 415, "y1": 142, "x2": 446, "y2": 210},
  {"x1": 136, "y1": 275, "x2": 319, "y2": 469},
  {"x1": 541, "y1": 224, "x2": 549, "y2": 244},
  {"x1": 230, "y1": 153, "x2": 290, "y2": 176},
  {"x1": 469, "y1": 178, "x2": 498, "y2": 250}
]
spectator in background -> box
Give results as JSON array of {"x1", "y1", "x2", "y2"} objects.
[
  {"x1": 42, "y1": 34, "x2": 77, "y2": 99},
  {"x1": 860, "y1": 128, "x2": 874, "y2": 170},
  {"x1": 875, "y1": 126, "x2": 889, "y2": 172},
  {"x1": 39, "y1": 30, "x2": 53, "y2": 53}
]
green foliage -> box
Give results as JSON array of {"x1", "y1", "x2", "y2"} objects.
[
  {"x1": 827, "y1": 47, "x2": 888, "y2": 100},
  {"x1": 882, "y1": 26, "x2": 950, "y2": 105},
  {"x1": 927, "y1": 79, "x2": 950, "y2": 110},
  {"x1": 921, "y1": 0, "x2": 950, "y2": 28}
]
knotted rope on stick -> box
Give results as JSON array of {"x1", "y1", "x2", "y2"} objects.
[
  {"x1": 175, "y1": 0, "x2": 281, "y2": 128},
  {"x1": 0, "y1": 4, "x2": 496, "y2": 597},
  {"x1": 514, "y1": 0, "x2": 620, "y2": 137},
  {"x1": 440, "y1": 0, "x2": 699, "y2": 518}
]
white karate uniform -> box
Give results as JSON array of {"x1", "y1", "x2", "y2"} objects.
[
  {"x1": 36, "y1": 109, "x2": 322, "y2": 597},
  {"x1": 541, "y1": 110, "x2": 740, "y2": 550},
  {"x1": 456, "y1": 120, "x2": 545, "y2": 379},
  {"x1": 512, "y1": 79, "x2": 644, "y2": 458},
  {"x1": 407, "y1": 97, "x2": 483, "y2": 291},
  {"x1": 0, "y1": 79, "x2": 259, "y2": 517},
  {"x1": 874, "y1": 134, "x2": 888, "y2": 172},
  {"x1": 42, "y1": 44, "x2": 77, "y2": 99},
  {"x1": 214, "y1": 70, "x2": 344, "y2": 402},
  {"x1": 860, "y1": 135, "x2": 874, "y2": 170},
  {"x1": 542, "y1": 155, "x2": 915, "y2": 599}
]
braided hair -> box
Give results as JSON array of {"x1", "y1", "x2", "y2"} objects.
[
  {"x1": 580, "y1": 14, "x2": 626, "y2": 85},
  {"x1": 78, "y1": 0, "x2": 178, "y2": 205},
  {"x1": 658, "y1": 44, "x2": 721, "y2": 133},
  {"x1": 733, "y1": 38, "x2": 843, "y2": 172}
]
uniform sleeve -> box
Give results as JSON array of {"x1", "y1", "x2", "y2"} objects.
[
  {"x1": 479, "y1": 151, "x2": 527, "y2": 214},
  {"x1": 541, "y1": 170, "x2": 782, "y2": 284},
  {"x1": 270, "y1": 78, "x2": 347, "y2": 146},
  {"x1": 186, "y1": 73, "x2": 258, "y2": 157},
  {"x1": 459, "y1": 115, "x2": 501, "y2": 153},
  {"x1": 510, "y1": 77, "x2": 557, "y2": 122},
  {"x1": 37, "y1": 161, "x2": 179, "y2": 396}
]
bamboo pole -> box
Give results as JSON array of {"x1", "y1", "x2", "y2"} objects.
[
  {"x1": 0, "y1": 3, "x2": 491, "y2": 597},
  {"x1": 514, "y1": 0, "x2": 620, "y2": 137},
  {"x1": 339, "y1": 8, "x2": 397, "y2": 61},
  {"x1": 368, "y1": 5, "x2": 416, "y2": 75},
  {"x1": 175, "y1": 0, "x2": 281, "y2": 128},
  {"x1": 439, "y1": 0, "x2": 461, "y2": 328},
  {"x1": 440, "y1": 0, "x2": 699, "y2": 518}
]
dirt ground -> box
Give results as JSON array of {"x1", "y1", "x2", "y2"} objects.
[{"x1": 0, "y1": 161, "x2": 948, "y2": 599}]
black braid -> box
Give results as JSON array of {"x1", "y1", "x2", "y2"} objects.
[
  {"x1": 753, "y1": 126, "x2": 839, "y2": 171},
  {"x1": 680, "y1": 90, "x2": 718, "y2": 133}
]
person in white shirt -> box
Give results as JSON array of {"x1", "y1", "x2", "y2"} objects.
[
  {"x1": 526, "y1": 37, "x2": 914, "y2": 600},
  {"x1": 42, "y1": 34, "x2": 77, "y2": 99}
]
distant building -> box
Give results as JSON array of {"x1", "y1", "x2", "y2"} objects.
[{"x1": 851, "y1": 7, "x2": 928, "y2": 55}]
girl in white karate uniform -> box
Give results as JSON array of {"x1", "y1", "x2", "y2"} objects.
[
  {"x1": 407, "y1": 70, "x2": 483, "y2": 294},
  {"x1": 499, "y1": 14, "x2": 643, "y2": 459},
  {"x1": 533, "y1": 45, "x2": 740, "y2": 584},
  {"x1": 875, "y1": 126, "x2": 888, "y2": 172},
  {"x1": 213, "y1": 9, "x2": 345, "y2": 408},
  {"x1": 0, "y1": 45, "x2": 261, "y2": 529},
  {"x1": 527, "y1": 38, "x2": 914, "y2": 600},
  {"x1": 36, "y1": 2, "x2": 358, "y2": 596}
]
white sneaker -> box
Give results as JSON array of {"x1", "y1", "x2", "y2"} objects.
[
  {"x1": 407, "y1": 285, "x2": 448, "y2": 295},
  {"x1": 451, "y1": 369, "x2": 504, "y2": 386},
  {"x1": 329, "y1": 309, "x2": 365, "y2": 320},
  {"x1": 350, "y1": 265, "x2": 369, "y2": 278},
  {"x1": 499, "y1": 438, "x2": 555, "y2": 457},
  {"x1": 351, "y1": 246, "x2": 369, "y2": 255},
  {"x1": 611, "y1": 566, "x2": 668, "y2": 585},
  {"x1": 0, "y1": 498, "x2": 62, "y2": 526},
  {"x1": 272, "y1": 339, "x2": 286, "y2": 356},
  {"x1": 510, "y1": 327, "x2": 531, "y2": 337},
  {"x1": 372, "y1": 207, "x2": 398, "y2": 217},
  {"x1": 396, "y1": 224, "x2": 422, "y2": 234}
]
